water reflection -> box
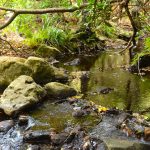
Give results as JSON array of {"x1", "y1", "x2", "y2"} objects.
[
  {"x1": 86, "y1": 52, "x2": 150, "y2": 114},
  {"x1": 61, "y1": 52, "x2": 150, "y2": 115}
]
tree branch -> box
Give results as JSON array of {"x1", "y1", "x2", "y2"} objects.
[
  {"x1": 0, "y1": 3, "x2": 88, "y2": 30},
  {"x1": 0, "y1": 13, "x2": 18, "y2": 30}
]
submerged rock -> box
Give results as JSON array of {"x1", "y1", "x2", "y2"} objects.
[
  {"x1": 44, "y1": 82, "x2": 77, "y2": 98},
  {"x1": 0, "y1": 75, "x2": 46, "y2": 116},
  {"x1": 0, "y1": 56, "x2": 32, "y2": 88}
]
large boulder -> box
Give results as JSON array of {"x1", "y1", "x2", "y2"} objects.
[
  {"x1": 44, "y1": 82, "x2": 77, "y2": 98},
  {"x1": 0, "y1": 56, "x2": 68, "y2": 88},
  {"x1": 25, "y1": 57, "x2": 68, "y2": 84},
  {"x1": 0, "y1": 75, "x2": 46, "y2": 116},
  {"x1": 0, "y1": 56, "x2": 32, "y2": 88},
  {"x1": 25, "y1": 57, "x2": 55, "y2": 84}
]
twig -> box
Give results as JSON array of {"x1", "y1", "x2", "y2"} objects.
[{"x1": 119, "y1": 36, "x2": 132, "y2": 53}]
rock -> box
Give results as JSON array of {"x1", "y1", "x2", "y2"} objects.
[
  {"x1": 18, "y1": 115, "x2": 29, "y2": 126},
  {"x1": 44, "y1": 82, "x2": 77, "y2": 98},
  {"x1": 103, "y1": 138, "x2": 150, "y2": 150},
  {"x1": 23, "y1": 130, "x2": 50, "y2": 143},
  {"x1": 72, "y1": 110, "x2": 85, "y2": 118},
  {"x1": 0, "y1": 56, "x2": 32, "y2": 88},
  {"x1": 0, "y1": 56, "x2": 67, "y2": 87},
  {"x1": 144, "y1": 127, "x2": 150, "y2": 141},
  {"x1": 83, "y1": 136, "x2": 91, "y2": 150},
  {"x1": 53, "y1": 67, "x2": 68, "y2": 82},
  {"x1": 64, "y1": 58, "x2": 80, "y2": 66},
  {"x1": 0, "y1": 120, "x2": 14, "y2": 132},
  {"x1": 69, "y1": 71, "x2": 89, "y2": 93},
  {"x1": 50, "y1": 132, "x2": 69, "y2": 145},
  {"x1": 36, "y1": 44, "x2": 61, "y2": 58},
  {"x1": 117, "y1": 112, "x2": 129, "y2": 126},
  {"x1": 22, "y1": 144, "x2": 41, "y2": 150},
  {"x1": 97, "y1": 87, "x2": 114, "y2": 94},
  {"x1": 0, "y1": 75, "x2": 46, "y2": 116},
  {"x1": 25, "y1": 57, "x2": 55, "y2": 84}
]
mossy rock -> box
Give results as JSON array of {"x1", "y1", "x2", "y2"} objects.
[
  {"x1": 0, "y1": 56, "x2": 32, "y2": 88},
  {"x1": 0, "y1": 75, "x2": 46, "y2": 116},
  {"x1": 25, "y1": 56, "x2": 55, "y2": 84},
  {"x1": 53, "y1": 67, "x2": 68, "y2": 82},
  {"x1": 36, "y1": 44, "x2": 61, "y2": 58},
  {"x1": 44, "y1": 82, "x2": 77, "y2": 98}
]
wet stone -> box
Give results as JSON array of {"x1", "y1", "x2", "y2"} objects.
[
  {"x1": 103, "y1": 138, "x2": 150, "y2": 150},
  {"x1": 144, "y1": 127, "x2": 150, "y2": 141},
  {"x1": 98, "y1": 87, "x2": 114, "y2": 94},
  {"x1": 0, "y1": 120, "x2": 14, "y2": 132},
  {"x1": 23, "y1": 130, "x2": 50, "y2": 143},
  {"x1": 64, "y1": 58, "x2": 80, "y2": 66},
  {"x1": 18, "y1": 115, "x2": 29, "y2": 126},
  {"x1": 50, "y1": 132, "x2": 69, "y2": 145},
  {"x1": 25, "y1": 145, "x2": 40, "y2": 150},
  {"x1": 72, "y1": 110, "x2": 85, "y2": 118},
  {"x1": 117, "y1": 112, "x2": 129, "y2": 127}
]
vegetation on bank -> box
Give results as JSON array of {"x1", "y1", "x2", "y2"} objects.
[{"x1": 0, "y1": 0, "x2": 149, "y2": 62}]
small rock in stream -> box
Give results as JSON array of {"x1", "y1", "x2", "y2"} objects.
[
  {"x1": 64, "y1": 58, "x2": 80, "y2": 66},
  {"x1": 0, "y1": 120, "x2": 14, "y2": 132},
  {"x1": 72, "y1": 110, "x2": 85, "y2": 118},
  {"x1": 144, "y1": 127, "x2": 150, "y2": 141},
  {"x1": 18, "y1": 115, "x2": 29, "y2": 126},
  {"x1": 51, "y1": 132, "x2": 69, "y2": 145},
  {"x1": 98, "y1": 87, "x2": 114, "y2": 94},
  {"x1": 23, "y1": 130, "x2": 50, "y2": 143}
]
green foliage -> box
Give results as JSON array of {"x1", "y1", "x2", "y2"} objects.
[
  {"x1": 145, "y1": 37, "x2": 150, "y2": 51},
  {"x1": 1, "y1": 0, "x2": 72, "y2": 50},
  {"x1": 97, "y1": 23, "x2": 116, "y2": 38},
  {"x1": 132, "y1": 36, "x2": 150, "y2": 65}
]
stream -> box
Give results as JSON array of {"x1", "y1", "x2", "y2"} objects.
[
  {"x1": 0, "y1": 51, "x2": 150, "y2": 149},
  {"x1": 57, "y1": 51, "x2": 150, "y2": 118}
]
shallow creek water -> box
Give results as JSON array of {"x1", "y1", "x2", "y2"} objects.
[
  {"x1": 27, "y1": 51, "x2": 150, "y2": 131},
  {"x1": 57, "y1": 52, "x2": 150, "y2": 117}
]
